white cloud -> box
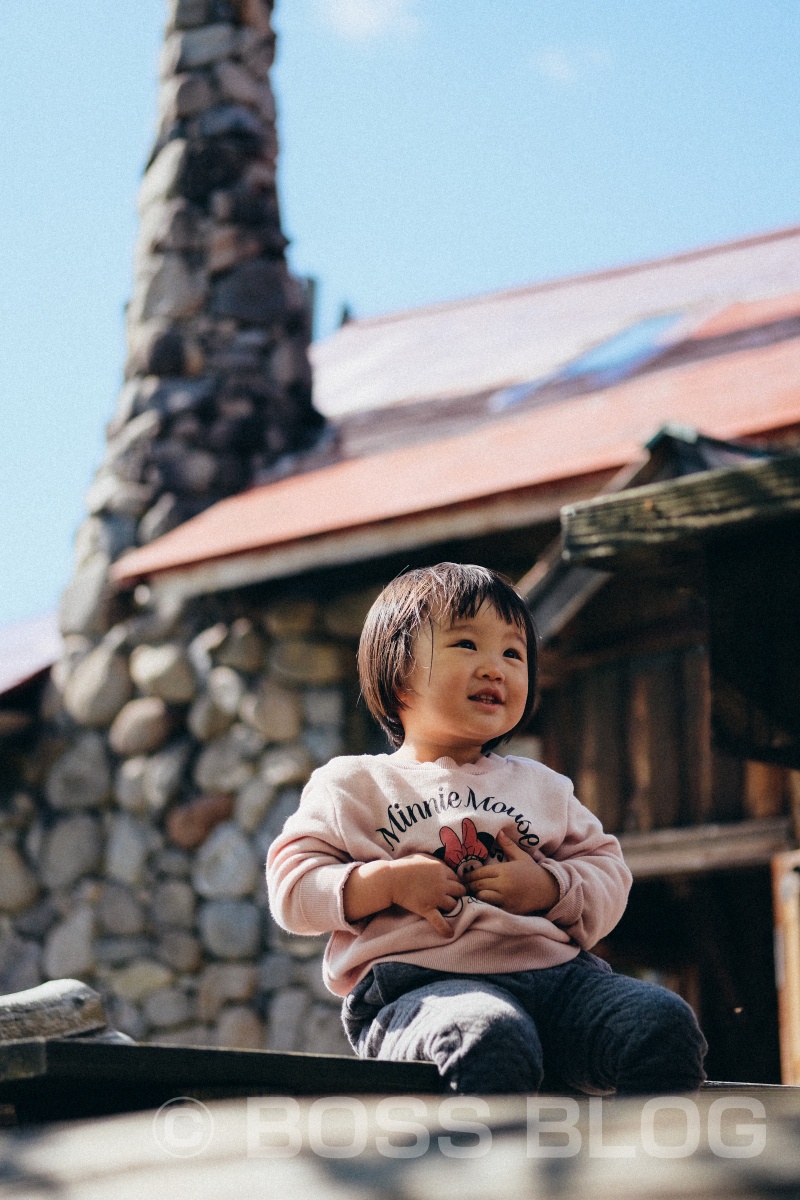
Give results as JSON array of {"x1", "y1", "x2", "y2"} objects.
[
  {"x1": 534, "y1": 45, "x2": 613, "y2": 85},
  {"x1": 315, "y1": 0, "x2": 420, "y2": 42}
]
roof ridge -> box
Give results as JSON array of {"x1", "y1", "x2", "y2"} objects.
[{"x1": 324, "y1": 224, "x2": 800, "y2": 335}]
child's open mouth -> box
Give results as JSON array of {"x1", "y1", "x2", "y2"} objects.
[{"x1": 469, "y1": 691, "x2": 503, "y2": 707}]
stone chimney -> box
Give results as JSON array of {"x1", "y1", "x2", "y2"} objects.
[{"x1": 61, "y1": 0, "x2": 322, "y2": 645}]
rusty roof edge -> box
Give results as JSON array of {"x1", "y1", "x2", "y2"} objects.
[{"x1": 127, "y1": 471, "x2": 622, "y2": 601}]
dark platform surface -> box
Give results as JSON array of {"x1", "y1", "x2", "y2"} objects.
[{"x1": 0, "y1": 1037, "x2": 444, "y2": 1123}]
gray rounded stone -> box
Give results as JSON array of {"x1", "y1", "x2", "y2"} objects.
[
  {"x1": 144, "y1": 985, "x2": 193, "y2": 1029},
  {"x1": 187, "y1": 623, "x2": 228, "y2": 681},
  {"x1": 265, "y1": 986, "x2": 310, "y2": 1052},
  {"x1": 154, "y1": 848, "x2": 192, "y2": 878},
  {"x1": 303, "y1": 726, "x2": 345, "y2": 764},
  {"x1": 0, "y1": 846, "x2": 39, "y2": 913},
  {"x1": 198, "y1": 900, "x2": 260, "y2": 959},
  {"x1": 268, "y1": 640, "x2": 346, "y2": 687},
  {"x1": 63, "y1": 643, "x2": 133, "y2": 727},
  {"x1": 239, "y1": 678, "x2": 301, "y2": 743},
  {"x1": 128, "y1": 252, "x2": 208, "y2": 325},
  {"x1": 187, "y1": 693, "x2": 235, "y2": 742},
  {"x1": 258, "y1": 744, "x2": 314, "y2": 788},
  {"x1": 305, "y1": 1003, "x2": 354, "y2": 1055},
  {"x1": 105, "y1": 996, "x2": 147, "y2": 1041},
  {"x1": 213, "y1": 1005, "x2": 263, "y2": 1050},
  {"x1": 97, "y1": 882, "x2": 146, "y2": 937},
  {"x1": 39, "y1": 816, "x2": 102, "y2": 891},
  {"x1": 142, "y1": 740, "x2": 192, "y2": 813},
  {"x1": 211, "y1": 258, "x2": 288, "y2": 326},
  {"x1": 192, "y1": 822, "x2": 258, "y2": 899},
  {"x1": 193, "y1": 725, "x2": 263, "y2": 793},
  {"x1": 58, "y1": 552, "x2": 113, "y2": 637},
  {"x1": 109, "y1": 697, "x2": 173, "y2": 757},
  {"x1": 109, "y1": 958, "x2": 174, "y2": 1002},
  {"x1": 212, "y1": 619, "x2": 266, "y2": 673},
  {"x1": 156, "y1": 930, "x2": 203, "y2": 973},
  {"x1": 197, "y1": 963, "x2": 258, "y2": 1022},
  {"x1": 150, "y1": 879, "x2": 195, "y2": 929},
  {"x1": 130, "y1": 644, "x2": 197, "y2": 703},
  {"x1": 167, "y1": 23, "x2": 237, "y2": 72},
  {"x1": 46, "y1": 732, "x2": 112, "y2": 810},
  {"x1": 95, "y1": 937, "x2": 153, "y2": 966},
  {"x1": 105, "y1": 814, "x2": 149, "y2": 887},
  {"x1": 0, "y1": 923, "x2": 42, "y2": 994},
  {"x1": 114, "y1": 756, "x2": 148, "y2": 815},
  {"x1": 255, "y1": 787, "x2": 301, "y2": 856},
  {"x1": 208, "y1": 666, "x2": 246, "y2": 715},
  {"x1": 234, "y1": 775, "x2": 276, "y2": 835},
  {"x1": 257, "y1": 952, "x2": 293, "y2": 996},
  {"x1": 302, "y1": 688, "x2": 345, "y2": 728},
  {"x1": 262, "y1": 599, "x2": 317, "y2": 638},
  {"x1": 43, "y1": 907, "x2": 95, "y2": 980}
]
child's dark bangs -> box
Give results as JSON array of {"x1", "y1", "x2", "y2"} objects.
[{"x1": 449, "y1": 572, "x2": 528, "y2": 634}]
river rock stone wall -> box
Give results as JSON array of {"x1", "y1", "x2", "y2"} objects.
[
  {"x1": 0, "y1": 0, "x2": 362, "y2": 1053},
  {"x1": 1, "y1": 586, "x2": 380, "y2": 1052}
]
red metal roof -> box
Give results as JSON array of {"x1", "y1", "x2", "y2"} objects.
[
  {"x1": 311, "y1": 225, "x2": 800, "y2": 419},
  {"x1": 113, "y1": 334, "x2": 800, "y2": 587},
  {"x1": 690, "y1": 291, "x2": 800, "y2": 339}
]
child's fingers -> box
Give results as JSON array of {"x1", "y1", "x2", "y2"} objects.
[
  {"x1": 463, "y1": 866, "x2": 500, "y2": 886},
  {"x1": 495, "y1": 830, "x2": 527, "y2": 859},
  {"x1": 472, "y1": 888, "x2": 504, "y2": 905},
  {"x1": 423, "y1": 908, "x2": 455, "y2": 937}
]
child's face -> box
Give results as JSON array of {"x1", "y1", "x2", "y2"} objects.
[{"x1": 397, "y1": 601, "x2": 529, "y2": 763}]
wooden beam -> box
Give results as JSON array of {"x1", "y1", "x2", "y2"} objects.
[
  {"x1": 562, "y1": 455, "x2": 800, "y2": 565},
  {"x1": 619, "y1": 816, "x2": 793, "y2": 879}
]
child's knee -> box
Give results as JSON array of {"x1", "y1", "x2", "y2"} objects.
[
  {"x1": 432, "y1": 992, "x2": 544, "y2": 1092},
  {"x1": 619, "y1": 986, "x2": 707, "y2": 1091},
  {"x1": 642, "y1": 987, "x2": 705, "y2": 1048}
]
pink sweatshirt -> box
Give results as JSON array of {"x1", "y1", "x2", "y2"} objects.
[{"x1": 267, "y1": 752, "x2": 632, "y2": 997}]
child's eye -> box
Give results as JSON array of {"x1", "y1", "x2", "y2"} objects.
[
  {"x1": 453, "y1": 639, "x2": 476, "y2": 650},
  {"x1": 504, "y1": 648, "x2": 524, "y2": 661}
]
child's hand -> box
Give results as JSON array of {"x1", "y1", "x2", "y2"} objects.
[
  {"x1": 465, "y1": 830, "x2": 560, "y2": 915},
  {"x1": 343, "y1": 855, "x2": 466, "y2": 936},
  {"x1": 389, "y1": 854, "x2": 468, "y2": 937}
]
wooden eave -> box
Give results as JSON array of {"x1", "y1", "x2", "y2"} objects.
[
  {"x1": 618, "y1": 816, "x2": 794, "y2": 880},
  {"x1": 561, "y1": 454, "x2": 800, "y2": 566}
]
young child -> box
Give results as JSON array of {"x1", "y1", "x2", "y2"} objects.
[{"x1": 267, "y1": 563, "x2": 707, "y2": 1094}]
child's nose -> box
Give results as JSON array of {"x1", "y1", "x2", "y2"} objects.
[{"x1": 479, "y1": 657, "x2": 504, "y2": 679}]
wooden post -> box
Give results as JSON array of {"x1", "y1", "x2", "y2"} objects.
[
  {"x1": 771, "y1": 850, "x2": 800, "y2": 1084},
  {"x1": 681, "y1": 646, "x2": 713, "y2": 823},
  {"x1": 574, "y1": 667, "x2": 624, "y2": 832},
  {"x1": 788, "y1": 770, "x2": 800, "y2": 844},
  {"x1": 625, "y1": 656, "x2": 683, "y2": 831},
  {"x1": 745, "y1": 762, "x2": 788, "y2": 820}
]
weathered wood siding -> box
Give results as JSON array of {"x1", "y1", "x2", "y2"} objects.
[{"x1": 538, "y1": 645, "x2": 795, "y2": 835}]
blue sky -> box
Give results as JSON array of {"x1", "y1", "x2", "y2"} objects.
[{"x1": 1, "y1": 0, "x2": 799, "y2": 627}]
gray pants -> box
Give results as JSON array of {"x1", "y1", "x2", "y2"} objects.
[{"x1": 342, "y1": 953, "x2": 708, "y2": 1095}]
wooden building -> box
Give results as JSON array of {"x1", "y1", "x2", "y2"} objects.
[
  {"x1": 535, "y1": 440, "x2": 800, "y2": 1086},
  {"x1": 522, "y1": 430, "x2": 800, "y2": 1084}
]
